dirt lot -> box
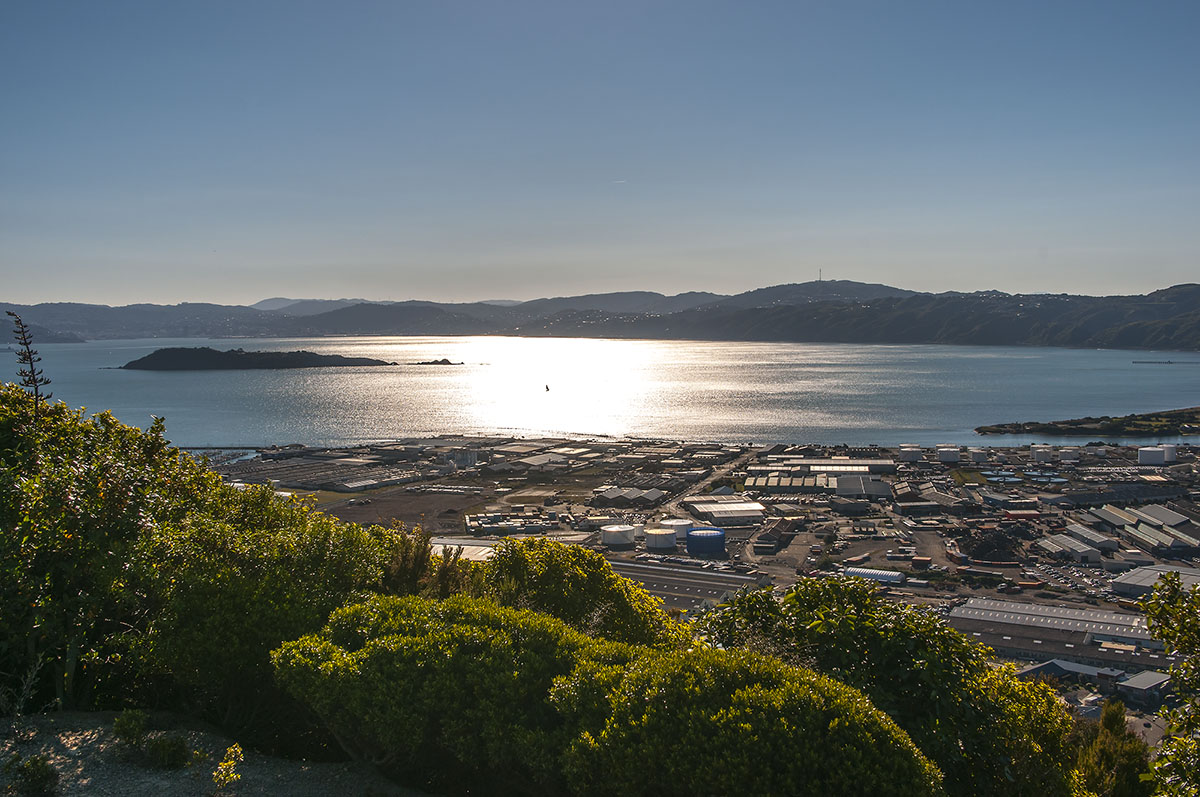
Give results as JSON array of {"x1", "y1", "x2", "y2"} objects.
[{"x1": 317, "y1": 487, "x2": 493, "y2": 533}]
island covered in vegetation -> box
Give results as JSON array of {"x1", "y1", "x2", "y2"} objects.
[
  {"x1": 120, "y1": 346, "x2": 397, "y2": 370},
  {"x1": 976, "y1": 406, "x2": 1200, "y2": 437}
]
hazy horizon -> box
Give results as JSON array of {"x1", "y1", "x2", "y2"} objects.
[
  {"x1": 3, "y1": 1, "x2": 1198, "y2": 305},
  {"x1": 5, "y1": 275, "x2": 1199, "y2": 310}
]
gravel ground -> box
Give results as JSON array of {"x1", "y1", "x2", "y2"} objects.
[{"x1": 1, "y1": 711, "x2": 426, "y2": 796}]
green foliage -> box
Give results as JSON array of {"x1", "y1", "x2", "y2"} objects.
[
  {"x1": 0, "y1": 384, "x2": 219, "y2": 709},
  {"x1": 556, "y1": 646, "x2": 943, "y2": 796},
  {"x1": 144, "y1": 733, "x2": 190, "y2": 770},
  {"x1": 696, "y1": 578, "x2": 1077, "y2": 797},
  {"x1": 275, "y1": 594, "x2": 943, "y2": 796},
  {"x1": 211, "y1": 743, "x2": 242, "y2": 792},
  {"x1": 1141, "y1": 572, "x2": 1200, "y2": 797},
  {"x1": 129, "y1": 489, "x2": 398, "y2": 734},
  {"x1": 3, "y1": 753, "x2": 59, "y2": 797},
  {"x1": 1069, "y1": 700, "x2": 1153, "y2": 797},
  {"x1": 0, "y1": 385, "x2": 465, "y2": 750},
  {"x1": 479, "y1": 537, "x2": 687, "y2": 647},
  {"x1": 273, "y1": 594, "x2": 634, "y2": 792},
  {"x1": 112, "y1": 708, "x2": 148, "y2": 748}
]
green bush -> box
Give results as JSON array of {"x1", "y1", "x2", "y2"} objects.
[
  {"x1": 273, "y1": 594, "x2": 635, "y2": 792},
  {"x1": 274, "y1": 594, "x2": 943, "y2": 796},
  {"x1": 144, "y1": 733, "x2": 191, "y2": 770},
  {"x1": 697, "y1": 578, "x2": 1077, "y2": 796},
  {"x1": 479, "y1": 538, "x2": 687, "y2": 647},
  {"x1": 555, "y1": 647, "x2": 943, "y2": 796},
  {"x1": 0, "y1": 385, "x2": 461, "y2": 751},
  {"x1": 0, "y1": 386, "x2": 219, "y2": 710},
  {"x1": 3, "y1": 753, "x2": 59, "y2": 796},
  {"x1": 112, "y1": 708, "x2": 148, "y2": 748}
]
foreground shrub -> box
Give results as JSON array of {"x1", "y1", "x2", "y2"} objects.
[
  {"x1": 273, "y1": 594, "x2": 634, "y2": 792},
  {"x1": 275, "y1": 594, "x2": 943, "y2": 795},
  {"x1": 112, "y1": 708, "x2": 148, "y2": 748},
  {"x1": 697, "y1": 578, "x2": 1077, "y2": 796},
  {"x1": 0, "y1": 386, "x2": 221, "y2": 710},
  {"x1": 130, "y1": 492, "x2": 397, "y2": 735},
  {"x1": 479, "y1": 537, "x2": 687, "y2": 647},
  {"x1": 2, "y1": 753, "x2": 59, "y2": 796},
  {"x1": 556, "y1": 647, "x2": 942, "y2": 796},
  {"x1": 0, "y1": 384, "x2": 463, "y2": 751}
]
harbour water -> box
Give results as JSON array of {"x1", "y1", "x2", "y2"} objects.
[{"x1": 20, "y1": 336, "x2": 1200, "y2": 448}]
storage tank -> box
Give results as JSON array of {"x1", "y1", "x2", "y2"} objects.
[
  {"x1": 897, "y1": 446, "x2": 922, "y2": 462},
  {"x1": 937, "y1": 447, "x2": 961, "y2": 463},
  {"x1": 1031, "y1": 445, "x2": 1054, "y2": 463},
  {"x1": 660, "y1": 518, "x2": 693, "y2": 540},
  {"x1": 1161, "y1": 444, "x2": 1177, "y2": 463},
  {"x1": 686, "y1": 527, "x2": 726, "y2": 557},
  {"x1": 969, "y1": 448, "x2": 988, "y2": 463},
  {"x1": 1138, "y1": 447, "x2": 1167, "y2": 465},
  {"x1": 600, "y1": 524, "x2": 636, "y2": 547},
  {"x1": 645, "y1": 529, "x2": 677, "y2": 551},
  {"x1": 633, "y1": 523, "x2": 645, "y2": 539}
]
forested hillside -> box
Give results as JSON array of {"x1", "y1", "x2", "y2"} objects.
[{"x1": 7, "y1": 281, "x2": 1199, "y2": 351}]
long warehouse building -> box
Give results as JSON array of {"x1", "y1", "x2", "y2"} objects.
[{"x1": 948, "y1": 598, "x2": 1176, "y2": 672}]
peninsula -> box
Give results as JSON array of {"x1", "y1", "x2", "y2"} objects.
[
  {"x1": 121, "y1": 347, "x2": 396, "y2": 370},
  {"x1": 976, "y1": 406, "x2": 1200, "y2": 437}
]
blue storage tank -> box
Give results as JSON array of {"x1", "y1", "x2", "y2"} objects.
[{"x1": 686, "y1": 527, "x2": 726, "y2": 557}]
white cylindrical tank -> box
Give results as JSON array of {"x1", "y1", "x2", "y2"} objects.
[
  {"x1": 937, "y1": 447, "x2": 961, "y2": 463},
  {"x1": 1032, "y1": 446, "x2": 1054, "y2": 463},
  {"x1": 633, "y1": 523, "x2": 645, "y2": 539},
  {"x1": 600, "y1": 524, "x2": 636, "y2": 547},
  {"x1": 645, "y1": 529, "x2": 677, "y2": 551},
  {"x1": 969, "y1": 448, "x2": 988, "y2": 463},
  {"x1": 1138, "y1": 447, "x2": 1167, "y2": 465},
  {"x1": 1161, "y1": 444, "x2": 1177, "y2": 463},
  {"x1": 897, "y1": 447, "x2": 922, "y2": 462},
  {"x1": 660, "y1": 518, "x2": 693, "y2": 540}
]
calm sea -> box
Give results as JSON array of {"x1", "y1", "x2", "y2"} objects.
[{"x1": 16, "y1": 336, "x2": 1200, "y2": 448}]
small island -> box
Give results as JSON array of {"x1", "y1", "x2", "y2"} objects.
[
  {"x1": 414, "y1": 358, "x2": 463, "y2": 365},
  {"x1": 976, "y1": 406, "x2": 1200, "y2": 436},
  {"x1": 121, "y1": 347, "x2": 397, "y2": 370}
]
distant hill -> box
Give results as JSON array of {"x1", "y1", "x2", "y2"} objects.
[
  {"x1": 705, "y1": 280, "x2": 921, "y2": 310},
  {"x1": 513, "y1": 290, "x2": 727, "y2": 317},
  {"x1": 6, "y1": 282, "x2": 1200, "y2": 350},
  {"x1": 260, "y1": 298, "x2": 379, "y2": 316}
]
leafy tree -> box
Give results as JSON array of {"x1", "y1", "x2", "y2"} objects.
[
  {"x1": 696, "y1": 577, "x2": 1078, "y2": 797},
  {"x1": 479, "y1": 538, "x2": 687, "y2": 647},
  {"x1": 0, "y1": 385, "x2": 460, "y2": 750},
  {"x1": 0, "y1": 385, "x2": 216, "y2": 710},
  {"x1": 1141, "y1": 572, "x2": 1200, "y2": 797},
  {"x1": 1070, "y1": 699, "x2": 1153, "y2": 797},
  {"x1": 556, "y1": 646, "x2": 943, "y2": 796}
]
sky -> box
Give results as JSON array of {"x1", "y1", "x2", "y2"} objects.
[{"x1": 2, "y1": 0, "x2": 1199, "y2": 306}]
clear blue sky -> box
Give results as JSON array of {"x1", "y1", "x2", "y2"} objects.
[{"x1": 2, "y1": 0, "x2": 1198, "y2": 305}]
